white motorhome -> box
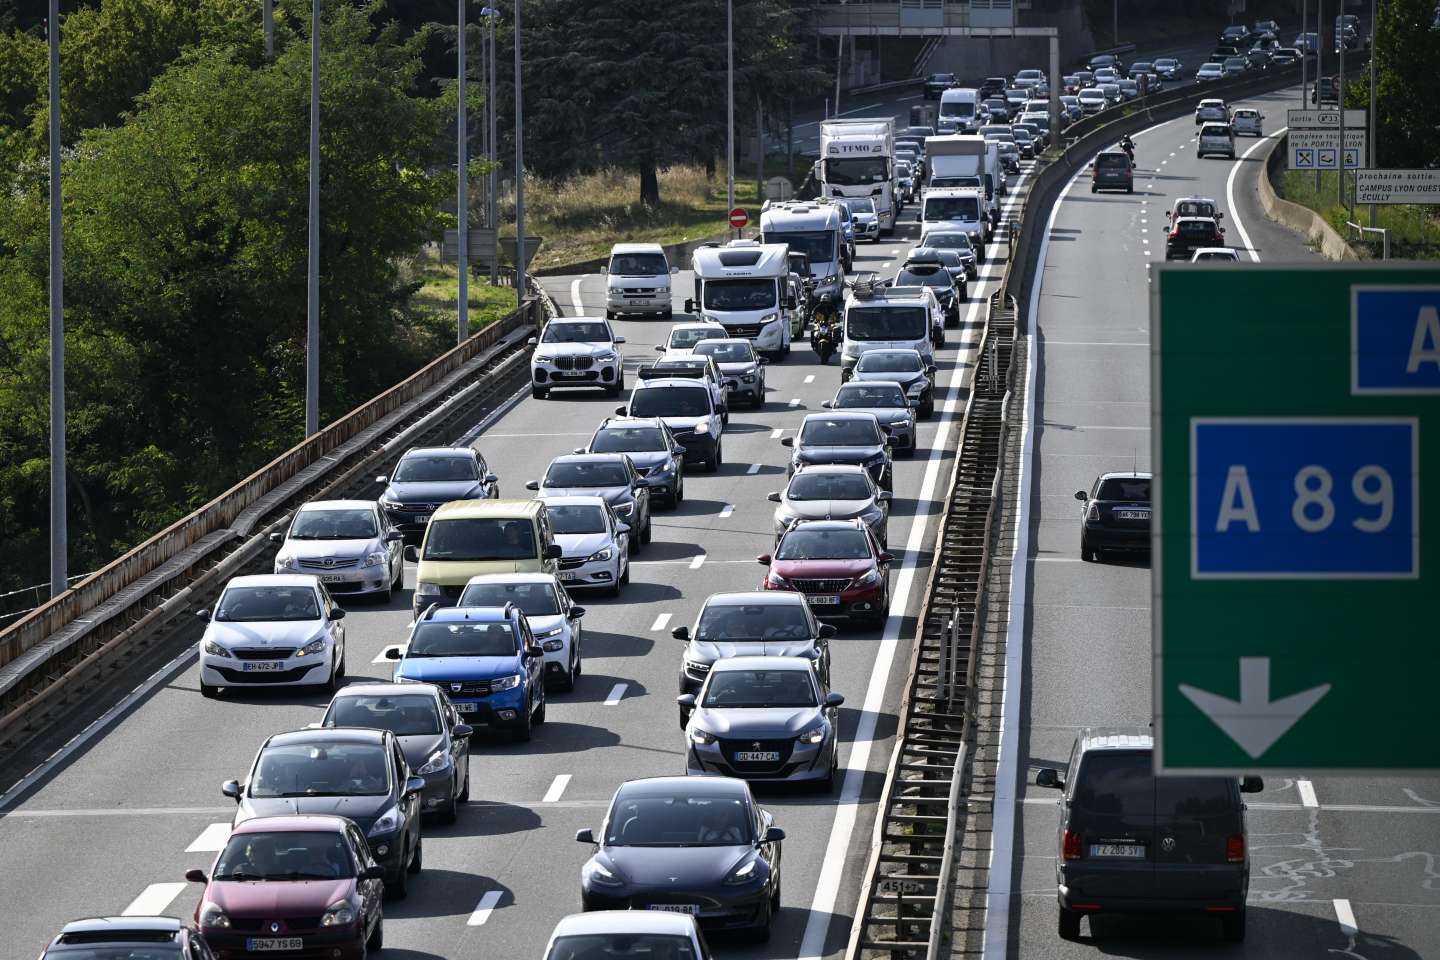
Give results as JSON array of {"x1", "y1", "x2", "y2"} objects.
[
  {"x1": 840, "y1": 282, "x2": 939, "y2": 377},
  {"x1": 920, "y1": 186, "x2": 989, "y2": 256},
  {"x1": 760, "y1": 200, "x2": 846, "y2": 300},
  {"x1": 686, "y1": 240, "x2": 795, "y2": 359},
  {"x1": 938, "y1": 87, "x2": 981, "y2": 134},
  {"x1": 818, "y1": 118, "x2": 896, "y2": 233},
  {"x1": 925, "y1": 135, "x2": 1002, "y2": 230}
]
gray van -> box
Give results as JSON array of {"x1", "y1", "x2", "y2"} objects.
[{"x1": 1034, "y1": 728, "x2": 1263, "y2": 943}]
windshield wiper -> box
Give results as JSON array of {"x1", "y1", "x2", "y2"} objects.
[{"x1": 215, "y1": 872, "x2": 263, "y2": 882}]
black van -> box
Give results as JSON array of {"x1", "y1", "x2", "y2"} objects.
[{"x1": 1035, "y1": 728, "x2": 1263, "y2": 942}]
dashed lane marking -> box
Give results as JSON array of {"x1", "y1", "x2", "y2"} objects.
[
  {"x1": 1334, "y1": 899, "x2": 1358, "y2": 937},
  {"x1": 689, "y1": 553, "x2": 706, "y2": 569},
  {"x1": 747, "y1": 463, "x2": 762, "y2": 475},
  {"x1": 718, "y1": 504, "x2": 734, "y2": 518},
  {"x1": 123, "y1": 883, "x2": 187, "y2": 917},
  {"x1": 603, "y1": 683, "x2": 629, "y2": 706},
  {"x1": 542, "y1": 775, "x2": 572, "y2": 803},
  {"x1": 186, "y1": 823, "x2": 232, "y2": 853},
  {"x1": 650, "y1": 613, "x2": 672, "y2": 631},
  {"x1": 1298, "y1": 778, "x2": 1319, "y2": 808},
  {"x1": 468, "y1": 890, "x2": 504, "y2": 926}
]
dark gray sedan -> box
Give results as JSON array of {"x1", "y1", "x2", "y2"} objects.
[
  {"x1": 526, "y1": 453, "x2": 652, "y2": 546},
  {"x1": 782, "y1": 412, "x2": 893, "y2": 490}
]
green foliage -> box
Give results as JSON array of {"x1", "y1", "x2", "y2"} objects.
[{"x1": 1344, "y1": 0, "x2": 1440, "y2": 170}]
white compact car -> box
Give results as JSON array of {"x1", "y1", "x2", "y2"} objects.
[
  {"x1": 529, "y1": 316, "x2": 627, "y2": 399},
  {"x1": 1197, "y1": 122, "x2": 1236, "y2": 158},
  {"x1": 1191, "y1": 247, "x2": 1240, "y2": 261},
  {"x1": 197, "y1": 574, "x2": 346, "y2": 697},
  {"x1": 271, "y1": 499, "x2": 404, "y2": 601},
  {"x1": 1230, "y1": 107, "x2": 1264, "y2": 136},
  {"x1": 604, "y1": 242, "x2": 677, "y2": 320},
  {"x1": 540, "y1": 495, "x2": 632, "y2": 596},
  {"x1": 459, "y1": 573, "x2": 586, "y2": 690},
  {"x1": 656, "y1": 320, "x2": 729, "y2": 357}
]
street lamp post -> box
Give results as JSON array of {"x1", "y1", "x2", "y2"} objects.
[
  {"x1": 1368, "y1": 0, "x2": 1377, "y2": 227},
  {"x1": 263, "y1": 0, "x2": 274, "y2": 57},
  {"x1": 513, "y1": 0, "x2": 525, "y2": 308},
  {"x1": 305, "y1": 0, "x2": 320, "y2": 436},
  {"x1": 482, "y1": 8, "x2": 499, "y2": 285},
  {"x1": 726, "y1": 0, "x2": 734, "y2": 218},
  {"x1": 48, "y1": 0, "x2": 66, "y2": 597},
  {"x1": 457, "y1": 0, "x2": 469, "y2": 343}
]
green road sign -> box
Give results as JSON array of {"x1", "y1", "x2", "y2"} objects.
[{"x1": 1152, "y1": 263, "x2": 1440, "y2": 774}]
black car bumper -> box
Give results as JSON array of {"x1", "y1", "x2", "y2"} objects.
[
  {"x1": 1083, "y1": 522, "x2": 1150, "y2": 551},
  {"x1": 1058, "y1": 886, "x2": 1246, "y2": 914},
  {"x1": 673, "y1": 432, "x2": 718, "y2": 464},
  {"x1": 582, "y1": 884, "x2": 772, "y2": 931}
]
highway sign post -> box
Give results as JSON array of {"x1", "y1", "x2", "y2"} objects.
[
  {"x1": 1151, "y1": 264, "x2": 1440, "y2": 774},
  {"x1": 1355, "y1": 170, "x2": 1440, "y2": 205}
]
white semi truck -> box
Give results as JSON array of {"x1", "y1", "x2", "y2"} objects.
[
  {"x1": 817, "y1": 118, "x2": 896, "y2": 234},
  {"x1": 925, "y1": 135, "x2": 1000, "y2": 233}
]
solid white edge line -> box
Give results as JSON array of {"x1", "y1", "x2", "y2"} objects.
[
  {"x1": 542, "y1": 774, "x2": 572, "y2": 804},
  {"x1": 649, "y1": 612, "x2": 672, "y2": 632},
  {"x1": 603, "y1": 683, "x2": 628, "y2": 706},
  {"x1": 569, "y1": 276, "x2": 585, "y2": 315},
  {"x1": 122, "y1": 882, "x2": 187, "y2": 917},
  {"x1": 185, "y1": 822, "x2": 233, "y2": 854},
  {"x1": 802, "y1": 165, "x2": 1035, "y2": 960},
  {"x1": 1226, "y1": 124, "x2": 1288, "y2": 263},
  {"x1": 1334, "y1": 898, "x2": 1359, "y2": 937},
  {"x1": 467, "y1": 889, "x2": 504, "y2": 926},
  {"x1": 1297, "y1": 777, "x2": 1319, "y2": 808}
]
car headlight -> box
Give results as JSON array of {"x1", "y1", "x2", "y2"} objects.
[
  {"x1": 415, "y1": 582, "x2": 443, "y2": 599},
  {"x1": 379, "y1": 495, "x2": 402, "y2": 510},
  {"x1": 766, "y1": 571, "x2": 791, "y2": 588},
  {"x1": 295, "y1": 637, "x2": 328, "y2": 658},
  {"x1": 534, "y1": 625, "x2": 564, "y2": 640},
  {"x1": 821, "y1": 273, "x2": 838, "y2": 285},
  {"x1": 799, "y1": 724, "x2": 827, "y2": 744},
  {"x1": 701, "y1": 314, "x2": 721, "y2": 324},
  {"x1": 613, "y1": 501, "x2": 635, "y2": 517},
  {"x1": 587, "y1": 547, "x2": 614, "y2": 562},
  {"x1": 741, "y1": 374, "x2": 756, "y2": 383},
  {"x1": 199, "y1": 902, "x2": 230, "y2": 929},
  {"x1": 906, "y1": 380, "x2": 927, "y2": 395},
  {"x1": 596, "y1": 351, "x2": 616, "y2": 362},
  {"x1": 853, "y1": 568, "x2": 882, "y2": 588},
  {"x1": 202, "y1": 640, "x2": 231, "y2": 658},
  {"x1": 690, "y1": 727, "x2": 717, "y2": 745},
  {"x1": 725, "y1": 859, "x2": 761, "y2": 885},
  {"x1": 274, "y1": 553, "x2": 299, "y2": 572},
  {"x1": 694, "y1": 422, "x2": 710, "y2": 435},
  {"x1": 417, "y1": 749, "x2": 450, "y2": 776},
  {"x1": 368, "y1": 804, "x2": 401, "y2": 838},
  {"x1": 362, "y1": 551, "x2": 387, "y2": 568},
  {"x1": 587, "y1": 860, "x2": 624, "y2": 887},
  {"x1": 684, "y1": 658, "x2": 710, "y2": 677},
  {"x1": 608, "y1": 284, "x2": 623, "y2": 293},
  {"x1": 760, "y1": 313, "x2": 779, "y2": 326},
  {"x1": 650, "y1": 459, "x2": 675, "y2": 476},
  {"x1": 491, "y1": 673, "x2": 523, "y2": 692},
  {"x1": 319, "y1": 900, "x2": 356, "y2": 927},
  {"x1": 542, "y1": 638, "x2": 564, "y2": 652}
]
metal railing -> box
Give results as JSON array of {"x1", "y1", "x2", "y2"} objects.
[{"x1": 1346, "y1": 220, "x2": 1390, "y2": 259}]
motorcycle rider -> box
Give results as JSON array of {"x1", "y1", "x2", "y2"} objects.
[
  {"x1": 1120, "y1": 134, "x2": 1135, "y2": 165},
  {"x1": 811, "y1": 293, "x2": 838, "y2": 364}
]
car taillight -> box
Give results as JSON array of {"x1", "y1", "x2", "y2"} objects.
[
  {"x1": 1225, "y1": 834, "x2": 1246, "y2": 863},
  {"x1": 1063, "y1": 830, "x2": 1082, "y2": 859},
  {"x1": 1214, "y1": 230, "x2": 1225, "y2": 243},
  {"x1": 1169, "y1": 229, "x2": 1180, "y2": 240},
  {"x1": 1086, "y1": 503, "x2": 1101, "y2": 521}
]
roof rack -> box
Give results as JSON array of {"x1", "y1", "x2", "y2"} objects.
[{"x1": 637, "y1": 365, "x2": 709, "y2": 382}]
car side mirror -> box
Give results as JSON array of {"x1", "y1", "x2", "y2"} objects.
[
  {"x1": 1036, "y1": 767, "x2": 1064, "y2": 789},
  {"x1": 758, "y1": 357, "x2": 769, "y2": 365},
  {"x1": 405, "y1": 776, "x2": 425, "y2": 795},
  {"x1": 763, "y1": 826, "x2": 786, "y2": 843},
  {"x1": 269, "y1": 531, "x2": 283, "y2": 542},
  {"x1": 676, "y1": 693, "x2": 696, "y2": 709},
  {"x1": 671, "y1": 265, "x2": 680, "y2": 275},
  {"x1": 757, "y1": 554, "x2": 772, "y2": 566},
  {"x1": 684, "y1": 298, "x2": 696, "y2": 313},
  {"x1": 819, "y1": 623, "x2": 838, "y2": 639},
  {"x1": 384, "y1": 531, "x2": 402, "y2": 542},
  {"x1": 527, "y1": 336, "x2": 538, "y2": 346},
  {"x1": 452, "y1": 723, "x2": 473, "y2": 739},
  {"x1": 825, "y1": 691, "x2": 845, "y2": 708},
  {"x1": 570, "y1": 606, "x2": 586, "y2": 619},
  {"x1": 525, "y1": 480, "x2": 540, "y2": 491},
  {"x1": 484, "y1": 473, "x2": 499, "y2": 484},
  {"x1": 361, "y1": 865, "x2": 386, "y2": 880},
  {"x1": 821, "y1": 400, "x2": 833, "y2": 409},
  {"x1": 544, "y1": 544, "x2": 564, "y2": 560},
  {"x1": 1215, "y1": 211, "x2": 1224, "y2": 220},
  {"x1": 878, "y1": 552, "x2": 895, "y2": 564},
  {"x1": 877, "y1": 490, "x2": 893, "y2": 502},
  {"x1": 613, "y1": 336, "x2": 626, "y2": 344},
  {"x1": 195, "y1": 608, "x2": 211, "y2": 620},
  {"x1": 1074, "y1": 490, "x2": 1088, "y2": 501},
  {"x1": 221, "y1": 779, "x2": 242, "y2": 801},
  {"x1": 572, "y1": 447, "x2": 587, "y2": 455},
  {"x1": 385, "y1": 647, "x2": 402, "y2": 660},
  {"x1": 780, "y1": 437, "x2": 794, "y2": 447},
  {"x1": 527, "y1": 645, "x2": 545, "y2": 658},
  {"x1": 1241, "y1": 775, "x2": 1265, "y2": 793},
  {"x1": 330, "y1": 608, "x2": 346, "y2": 621},
  {"x1": 185, "y1": 868, "x2": 208, "y2": 884},
  {"x1": 674, "y1": 445, "x2": 686, "y2": 456},
  {"x1": 653, "y1": 344, "x2": 665, "y2": 353},
  {"x1": 767, "y1": 491, "x2": 781, "y2": 503},
  {"x1": 575, "y1": 828, "x2": 596, "y2": 844},
  {"x1": 403, "y1": 545, "x2": 419, "y2": 562},
  {"x1": 671, "y1": 625, "x2": 691, "y2": 641},
  {"x1": 375, "y1": 475, "x2": 388, "y2": 485},
  {"x1": 614, "y1": 406, "x2": 628, "y2": 416}
]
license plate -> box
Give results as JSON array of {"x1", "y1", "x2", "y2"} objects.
[
  {"x1": 560, "y1": 572, "x2": 580, "y2": 582},
  {"x1": 808, "y1": 595, "x2": 841, "y2": 606},
  {"x1": 648, "y1": 904, "x2": 699, "y2": 915},
  {"x1": 1090, "y1": 843, "x2": 1145, "y2": 858},
  {"x1": 627, "y1": 298, "x2": 650, "y2": 305},
  {"x1": 734, "y1": 751, "x2": 781, "y2": 762},
  {"x1": 1116, "y1": 510, "x2": 1150, "y2": 520},
  {"x1": 320, "y1": 574, "x2": 345, "y2": 583},
  {"x1": 242, "y1": 661, "x2": 285, "y2": 672},
  {"x1": 245, "y1": 939, "x2": 303, "y2": 951},
  {"x1": 414, "y1": 514, "x2": 431, "y2": 524},
  {"x1": 455, "y1": 702, "x2": 478, "y2": 713}
]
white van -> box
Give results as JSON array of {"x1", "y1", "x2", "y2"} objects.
[
  {"x1": 920, "y1": 187, "x2": 989, "y2": 257},
  {"x1": 938, "y1": 88, "x2": 981, "y2": 134},
  {"x1": 687, "y1": 240, "x2": 795, "y2": 359},
  {"x1": 840, "y1": 282, "x2": 939, "y2": 377},
  {"x1": 604, "y1": 243, "x2": 677, "y2": 319}
]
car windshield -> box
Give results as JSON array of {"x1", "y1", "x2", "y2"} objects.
[
  {"x1": 592, "y1": 426, "x2": 665, "y2": 453},
  {"x1": 923, "y1": 196, "x2": 980, "y2": 222},
  {"x1": 1073, "y1": 751, "x2": 1154, "y2": 815},
  {"x1": 324, "y1": 693, "x2": 442, "y2": 736},
  {"x1": 824, "y1": 156, "x2": 889, "y2": 186},
  {"x1": 696, "y1": 603, "x2": 811, "y2": 641},
  {"x1": 801, "y1": 418, "x2": 881, "y2": 446},
  {"x1": 1179, "y1": 220, "x2": 1215, "y2": 237},
  {"x1": 423, "y1": 518, "x2": 536, "y2": 561},
  {"x1": 407, "y1": 620, "x2": 518, "y2": 657},
  {"x1": 702, "y1": 669, "x2": 818, "y2": 708},
  {"x1": 1202, "y1": 125, "x2": 1230, "y2": 137},
  {"x1": 1097, "y1": 154, "x2": 1129, "y2": 169},
  {"x1": 940, "y1": 99, "x2": 975, "y2": 118},
  {"x1": 546, "y1": 461, "x2": 629, "y2": 488},
  {"x1": 925, "y1": 233, "x2": 974, "y2": 253},
  {"x1": 250, "y1": 742, "x2": 389, "y2": 798},
  {"x1": 787, "y1": 472, "x2": 873, "y2": 501},
  {"x1": 841, "y1": 198, "x2": 876, "y2": 215},
  {"x1": 547, "y1": 504, "x2": 608, "y2": 534},
  {"x1": 858, "y1": 352, "x2": 923, "y2": 373},
  {"x1": 458, "y1": 580, "x2": 561, "y2": 616},
  {"x1": 215, "y1": 586, "x2": 320, "y2": 623},
  {"x1": 543, "y1": 322, "x2": 610, "y2": 344},
  {"x1": 668, "y1": 326, "x2": 725, "y2": 349},
  {"x1": 605, "y1": 794, "x2": 751, "y2": 846},
  {"x1": 694, "y1": 341, "x2": 754, "y2": 364},
  {"x1": 609, "y1": 253, "x2": 668, "y2": 275},
  {"x1": 702, "y1": 278, "x2": 776, "y2": 311},
  {"x1": 44, "y1": 948, "x2": 182, "y2": 960},
  {"x1": 895, "y1": 268, "x2": 952, "y2": 290},
  {"x1": 289, "y1": 508, "x2": 377, "y2": 540},
  {"x1": 846, "y1": 306, "x2": 928, "y2": 341},
  {"x1": 1080, "y1": 91, "x2": 1105, "y2": 102},
  {"x1": 776, "y1": 527, "x2": 872, "y2": 560},
  {"x1": 212, "y1": 830, "x2": 355, "y2": 882},
  {"x1": 835, "y1": 384, "x2": 906, "y2": 410},
  {"x1": 763, "y1": 229, "x2": 837, "y2": 265},
  {"x1": 1097, "y1": 477, "x2": 1151, "y2": 501},
  {"x1": 393, "y1": 455, "x2": 475, "y2": 482},
  {"x1": 547, "y1": 935, "x2": 698, "y2": 960},
  {"x1": 1194, "y1": 251, "x2": 1236, "y2": 260},
  {"x1": 630, "y1": 386, "x2": 711, "y2": 418}
]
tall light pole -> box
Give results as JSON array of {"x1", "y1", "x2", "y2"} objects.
[
  {"x1": 482, "y1": 8, "x2": 499, "y2": 285},
  {"x1": 1315, "y1": 0, "x2": 1323, "y2": 191},
  {"x1": 513, "y1": 0, "x2": 525, "y2": 308},
  {"x1": 457, "y1": 0, "x2": 470, "y2": 343},
  {"x1": 1338, "y1": 20, "x2": 1346, "y2": 209},
  {"x1": 1367, "y1": 0, "x2": 1377, "y2": 226},
  {"x1": 726, "y1": 0, "x2": 734, "y2": 216},
  {"x1": 305, "y1": 0, "x2": 320, "y2": 436},
  {"x1": 1301, "y1": 0, "x2": 1308, "y2": 110},
  {"x1": 263, "y1": 0, "x2": 274, "y2": 57},
  {"x1": 47, "y1": 0, "x2": 66, "y2": 597}
]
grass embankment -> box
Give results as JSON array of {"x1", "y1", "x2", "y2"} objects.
[
  {"x1": 1277, "y1": 170, "x2": 1440, "y2": 259},
  {"x1": 403, "y1": 252, "x2": 524, "y2": 332},
  {"x1": 498, "y1": 165, "x2": 762, "y2": 271}
]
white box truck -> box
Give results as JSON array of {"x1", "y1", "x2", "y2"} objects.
[
  {"x1": 925, "y1": 135, "x2": 999, "y2": 234},
  {"x1": 818, "y1": 118, "x2": 896, "y2": 234}
]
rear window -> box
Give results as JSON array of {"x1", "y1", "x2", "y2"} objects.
[
  {"x1": 1202, "y1": 125, "x2": 1231, "y2": 137},
  {"x1": 1155, "y1": 777, "x2": 1236, "y2": 818},
  {"x1": 1179, "y1": 220, "x2": 1216, "y2": 237},
  {"x1": 1097, "y1": 477, "x2": 1151, "y2": 501},
  {"x1": 1072, "y1": 751, "x2": 1153, "y2": 815},
  {"x1": 1096, "y1": 154, "x2": 1129, "y2": 169}
]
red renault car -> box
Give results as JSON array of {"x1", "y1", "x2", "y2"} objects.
[
  {"x1": 758, "y1": 519, "x2": 892, "y2": 627},
  {"x1": 185, "y1": 815, "x2": 384, "y2": 959}
]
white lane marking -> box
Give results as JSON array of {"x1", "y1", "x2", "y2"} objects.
[
  {"x1": 123, "y1": 883, "x2": 187, "y2": 917},
  {"x1": 630, "y1": 558, "x2": 755, "y2": 567},
  {"x1": 747, "y1": 463, "x2": 762, "y2": 475},
  {"x1": 770, "y1": 428, "x2": 784, "y2": 439},
  {"x1": 1032, "y1": 557, "x2": 1082, "y2": 563},
  {"x1": 801, "y1": 162, "x2": 1037, "y2": 960},
  {"x1": 718, "y1": 504, "x2": 734, "y2": 519},
  {"x1": 650, "y1": 612, "x2": 672, "y2": 631},
  {"x1": 898, "y1": 94, "x2": 922, "y2": 102},
  {"x1": 373, "y1": 644, "x2": 403, "y2": 664},
  {"x1": 1298, "y1": 778, "x2": 1319, "y2": 808},
  {"x1": 1225, "y1": 126, "x2": 1286, "y2": 263},
  {"x1": 1334, "y1": 899, "x2": 1358, "y2": 937},
  {"x1": 1141, "y1": 228, "x2": 1148, "y2": 233},
  {"x1": 483, "y1": 432, "x2": 591, "y2": 438},
  {"x1": 788, "y1": 397, "x2": 801, "y2": 407},
  {"x1": 542, "y1": 774, "x2": 572, "y2": 803},
  {"x1": 467, "y1": 890, "x2": 504, "y2": 926},
  {"x1": 603, "y1": 683, "x2": 629, "y2": 705},
  {"x1": 1168, "y1": 151, "x2": 1176, "y2": 157},
  {"x1": 688, "y1": 553, "x2": 706, "y2": 569},
  {"x1": 569, "y1": 277, "x2": 584, "y2": 315},
  {"x1": 882, "y1": 261, "x2": 892, "y2": 269},
  {"x1": 1140, "y1": 218, "x2": 1148, "y2": 224},
  {"x1": 186, "y1": 822, "x2": 232, "y2": 853},
  {"x1": 804, "y1": 374, "x2": 815, "y2": 384},
  {"x1": 1044, "y1": 340, "x2": 1146, "y2": 347}
]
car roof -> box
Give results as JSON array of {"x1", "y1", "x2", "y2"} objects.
[
  {"x1": 549, "y1": 453, "x2": 629, "y2": 465},
  {"x1": 710, "y1": 654, "x2": 818, "y2": 673},
  {"x1": 632, "y1": 376, "x2": 712, "y2": 391},
  {"x1": 787, "y1": 518, "x2": 868, "y2": 533},
  {"x1": 232, "y1": 814, "x2": 354, "y2": 834},
  {"x1": 618, "y1": 775, "x2": 749, "y2": 798},
  {"x1": 268, "y1": 726, "x2": 387, "y2": 748},
  {"x1": 432, "y1": 498, "x2": 542, "y2": 520},
  {"x1": 610, "y1": 242, "x2": 665, "y2": 255},
  {"x1": 550, "y1": 910, "x2": 697, "y2": 937},
  {"x1": 59, "y1": 917, "x2": 184, "y2": 936},
  {"x1": 549, "y1": 315, "x2": 609, "y2": 324},
  {"x1": 703, "y1": 590, "x2": 806, "y2": 607},
  {"x1": 1077, "y1": 726, "x2": 1154, "y2": 752},
  {"x1": 792, "y1": 462, "x2": 870, "y2": 475},
  {"x1": 1193, "y1": 247, "x2": 1239, "y2": 257},
  {"x1": 223, "y1": 573, "x2": 320, "y2": 589},
  {"x1": 401, "y1": 446, "x2": 473, "y2": 458},
  {"x1": 597, "y1": 417, "x2": 667, "y2": 431},
  {"x1": 329, "y1": 681, "x2": 440, "y2": 700},
  {"x1": 296, "y1": 499, "x2": 375, "y2": 512},
  {"x1": 539, "y1": 494, "x2": 614, "y2": 509},
  {"x1": 427, "y1": 604, "x2": 520, "y2": 623},
  {"x1": 465, "y1": 572, "x2": 560, "y2": 586},
  {"x1": 802, "y1": 410, "x2": 880, "y2": 424},
  {"x1": 1098, "y1": 471, "x2": 1154, "y2": 481},
  {"x1": 694, "y1": 337, "x2": 754, "y2": 349}
]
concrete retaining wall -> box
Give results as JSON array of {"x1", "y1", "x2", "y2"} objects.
[{"x1": 1256, "y1": 133, "x2": 1357, "y2": 261}]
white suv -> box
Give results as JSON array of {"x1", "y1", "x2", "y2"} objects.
[
  {"x1": 605, "y1": 243, "x2": 676, "y2": 319},
  {"x1": 529, "y1": 316, "x2": 627, "y2": 399}
]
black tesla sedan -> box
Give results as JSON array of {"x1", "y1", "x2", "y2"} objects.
[{"x1": 576, "y1": 776, "x2": 784, "y2": 941}]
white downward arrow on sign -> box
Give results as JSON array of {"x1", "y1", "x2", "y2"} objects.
[{"x1": 1179, "y1": 657, "x2": 1331, "y2": 759}]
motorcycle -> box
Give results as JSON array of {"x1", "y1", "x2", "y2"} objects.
[
  {"x1": 812, "y1": 319, "x2": 837, "y2": 365},
  {"x1": 1120, "y1": 136, "x2": 1135, "y2": 167}
]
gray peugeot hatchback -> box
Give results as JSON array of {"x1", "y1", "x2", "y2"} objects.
[{"x1": 1034, "y1": 728, "x2": 1263, "y2": 942}]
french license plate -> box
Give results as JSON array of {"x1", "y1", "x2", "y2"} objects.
[
  {"x1": 808, "y1": 595, "x2": 841, "y2": 606},
  {"x1": 735, "y1": 751, "x2": 781, "y2": 762},
  {"x1": 555, "y1": 371, "x2": 588, "y2": 379},
  {"x1": 414, "y1": 514, "x2": 431, "y2": 524},
  {"x1": 454, "y1": 702, "x2": 478, "y2": 714},
  {"x1": 627, "y1": 298, "x2": 650, "y2": 305},
  {"x1": 1090, "y1": 843, "x2": 1145, "y2": 858},
  {"x1": 241, "y1": 661, "x2": 284, "y2": 672},
  {"x1": 320, "y1": 574, "x2": 345, "y2": 583},
  {"x1": 648, "y1": 904, "x2": 700, "y2": 915},
  {"x1": 245, "y1": 939, "x2": 303, "y2": 951},
  {"x1": 1116, "y1": 510, "x2": 1150, "y2": 520},
  {"x1": 560, "y1": 572, "x2": 580, "y2": 582}
]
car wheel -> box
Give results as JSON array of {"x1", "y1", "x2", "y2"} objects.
[
  {"x1": 771, "y1": 874, "x2": 782, "y2": 908},
  {"x1": 200, "y1": 681, "x2": 220, "y2": 699},
  {"x1": 781, "y1": 342, "x2": 791, "y2": 359},
  {"x1": 531, "y1": 385, "x2": 548, "y2": 400},
  {"x1": 560, "y1": 646, "x2": 579, "y2": 691},
  {"x1": 1058, "y1": 907, "x2": 1081, "y2": 940},
  {"x1": 641, "y1": 517, "x2": 653, "y2": 545},
  {"x1": 675, "y1": 477, "x2": 685, "y2": 504},
  {"x1": 408, "y1": 836, "x2": 422, "y2": 874},
  {"x1": 1126, "y1": 185, "x2": 1133, "y2": 194},
  {"x1": 534, "y1": 690, "x2": 547, "y2": 725},
  {"x1": 608, "y1": 572, "x2": 622, "y2": 598},
  {"x1": 513, "y1": 700, "x2": 533, "y2": 742},
  {"x1": 386, "y1": 857, "x2": 409, "y2": 900},
  {"x1": 379, "y1": 579, "x2": 393, "y2": 605},
  {"x1": 1221, "y1": 910, "x2": 1246, "y2": 942},
  {"x1": 605, "y1": 310, "x2": 615, "y2": 320},
  {"x1": 709, "y1": 443, "x2": 722, "y2": 473},
  {"x1": 458, "y1": 765, "x2": 470, "y2": 802},
  {"x1": 606, "y1": 380, "x2": 622, "y2": 398},
  {"x1": 1090, "y1": 184, "x2": 1097, "y2": 193},
  {"x1": 1081, "y1": 534, "x2": 1096, "y2": 562},
  {"x1": 920, "y1": 399, "x2": 935, "y2": 420},
  {"x1": 662, "y1": 308, "x2": 673, "y2": 320},
  {"x1": 366, "y1": 916, "x2": 383, "y2": 952},
  {"x1": 324, "y1": 655, "x2": 342, "y2": 695},
  {"x1": 437, "y1": 788, "x2": 458, "y2": 825}
]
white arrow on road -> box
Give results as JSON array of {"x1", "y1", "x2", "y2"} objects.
[{"x1": 1179, "y1": 657, "x2": 1331, "y2": 759}]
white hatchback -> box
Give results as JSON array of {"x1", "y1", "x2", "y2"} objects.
[
  {"x1": 1231, "y1": 108, "x2": 1265, "y2": 136},
  {"x1": 197, "y1": 574, "x2": 345, "y2": 697},
  {"x1": 539, "y1": 495, "x2": 632, "y2": 596},
  {"x1": 1197, "y1": 122, "x2": 1236, "y2": 158},
  {"x1": 459, "y1": 573, "x2": 587, "y2": 691},
  {"x1": 1190, "y1": 247, "x2": 1240, "y2": 261}
]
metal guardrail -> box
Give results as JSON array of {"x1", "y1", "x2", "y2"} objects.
[{"x1": 1346, "y1": 221, "x2": 1390, "y2": 260}]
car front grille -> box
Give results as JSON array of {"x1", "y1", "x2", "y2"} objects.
[
  {"x1": 556, "y1": 356, "x2": 595, "y2": 370},
  {"x1": 298, "y1": 558, "x2": 360, "y2": 570},
  {"x1": 230, "y1": 917, "x2": 322, "y2": 933},
  {"x1": 621, "y1": 287, "x2": 656, "y2": 296},
  {"x1": 727, "y1": 324, "x2": 764, "y2": 339},
  {"x1": 790, "y1": 578, "x2": 853, "y2": 593},
  {"x1": 214, "y1": 666, "x2": 319, "y2": 683},
  {"x1": 446, "y1": 679, "x2": 494, "y2": 696},
  {"x1": 558, "y1": 557, "x2": 587, "y2": 570},
  {"x1": 232, "y1": 648, "x2": 296, "y2": 660}
]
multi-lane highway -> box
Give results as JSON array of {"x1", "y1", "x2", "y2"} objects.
[{"x1": 1005, "y1": 84, "x2": 1440, "y2": 958}]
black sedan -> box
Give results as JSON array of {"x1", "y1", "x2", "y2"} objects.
[
  {"x1": 1076, "y1": 471, "x2": 1151, "y2": 561},
  {"x1": 923, "y1": 72, "x2": 957, "y2": 99},
  {"x1": 222, "y1": 727, "x2": 425, "y2": 897},
  {"x1": 576, "y1": 776, "x2": 784, "y2": 941},
  {"x1": 320, "y1": 682, "x2": 472, "y2": 824}
]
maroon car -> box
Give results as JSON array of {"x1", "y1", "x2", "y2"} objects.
[
  {"x1": 758, "y1": 519, "x2": 892, "y2": 627},
  {"x1": 185, "y1": 815, "x2": 384, "y2": 959}
]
